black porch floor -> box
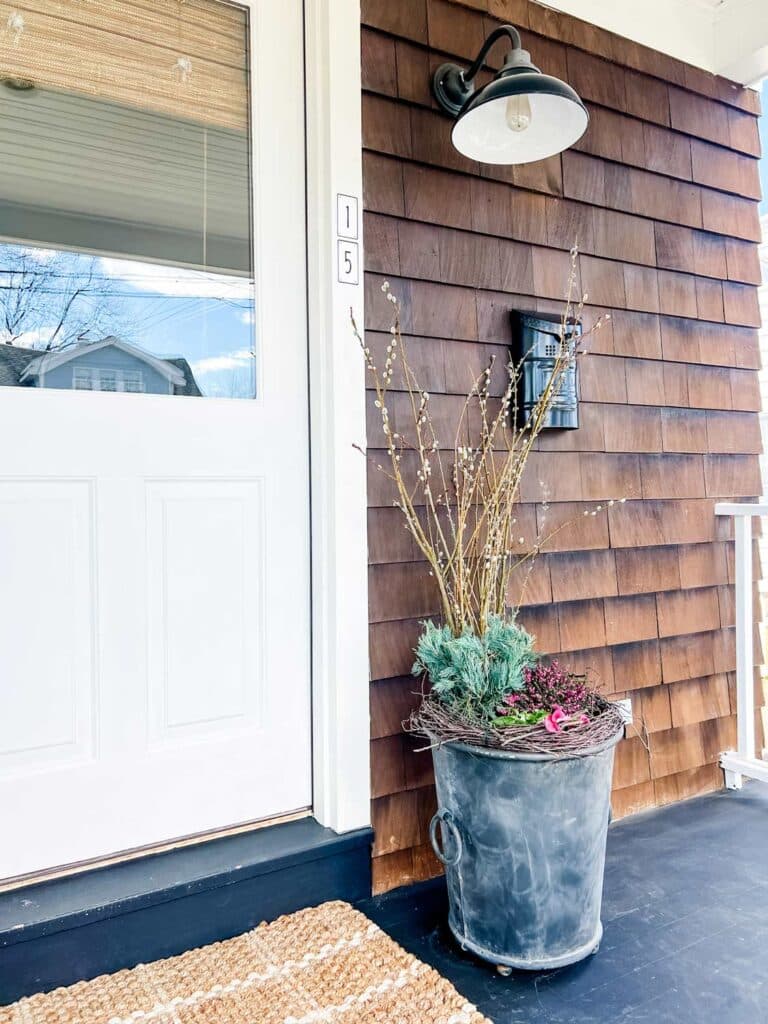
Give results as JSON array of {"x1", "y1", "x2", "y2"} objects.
[{"x1": 360, "y1": 786, "x2": 768, "y2": 1024}]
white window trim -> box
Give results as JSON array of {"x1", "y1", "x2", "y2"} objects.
[
  {"x1": 72, "y1": 366, "x2": 95, "y2": 390},
  {"x1": 72, "y1": 366, "x2": 147, "y2": 393}
]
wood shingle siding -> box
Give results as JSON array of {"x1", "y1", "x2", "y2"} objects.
[{"x1": 361, "y1": 0, "x2": 763, "y2": 893}]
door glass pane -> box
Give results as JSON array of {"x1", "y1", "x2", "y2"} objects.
[{"x1": 0, "y1": 1, "x2": 255, "y2": 399}]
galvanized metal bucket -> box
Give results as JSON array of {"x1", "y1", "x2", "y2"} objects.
[{"x1": 429, "y1": 730, "x2": 622, "y2": 971}]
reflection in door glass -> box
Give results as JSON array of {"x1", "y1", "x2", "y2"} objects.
[
  {"x1": 0, "y1": 0, "x2": 254, "y2": 399},
  {"x1": 0, "y1": 244, "x2": 256, "y2": 399}
]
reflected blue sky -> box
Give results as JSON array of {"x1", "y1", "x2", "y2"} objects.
[{"x1": 0, "y1": 244, "x2": 255, "y2": 398}]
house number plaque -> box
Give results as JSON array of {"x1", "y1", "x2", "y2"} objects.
[{"x1": 336, "y1": 193, "x2": 359, "y2": 285}]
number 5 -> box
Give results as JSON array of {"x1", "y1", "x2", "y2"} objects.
[{"x1": 337, "y1": 240, "x2": 359, "y2": 284}]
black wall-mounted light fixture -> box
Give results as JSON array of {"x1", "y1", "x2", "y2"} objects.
[{"x1": 433, "y1": 24, "x2": 588, "y2": 165}]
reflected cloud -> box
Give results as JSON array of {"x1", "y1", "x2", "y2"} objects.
[
  {"x1": 100, "y1": 258, "x2": 253, "y2": 301},
  {"x1": 192, "y1": 349, "x2": 253, "y2": 376},
  {"x1": 0, "y1": 327, "x2": 60, "y2": 349}
]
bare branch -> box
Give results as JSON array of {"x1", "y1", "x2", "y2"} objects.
[{"x1": 355, "y1": 255, "x2": 617, "y2": 637}]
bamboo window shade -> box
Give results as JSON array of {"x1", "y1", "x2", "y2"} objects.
[
  {"x1": 0, "y1": 0, "x2": 252, "y2": 272},
  {"x1": 0, "y1": 0, "x2": 249, "y2": 130}
]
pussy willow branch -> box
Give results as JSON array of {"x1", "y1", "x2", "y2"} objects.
[{"x1": 353, "y1": 247, "x2": 614, "y2": 637}]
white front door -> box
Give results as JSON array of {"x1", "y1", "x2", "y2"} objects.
[{"x1": 0, "y1": 0, "x2": 311, "y2": 879}]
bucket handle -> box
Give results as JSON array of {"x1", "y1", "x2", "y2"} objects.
[{"x1": 429, "y1": 808, "x2": 463, "y2": 866}]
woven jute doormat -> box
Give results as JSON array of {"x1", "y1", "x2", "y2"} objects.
[{"x1": 0, "y1": 900, "x2": 491, "y2": 1024}]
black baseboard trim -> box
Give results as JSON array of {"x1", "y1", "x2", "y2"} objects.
[{"x1": 0, "y1": 817, "x2": 373, "y2": 1005}]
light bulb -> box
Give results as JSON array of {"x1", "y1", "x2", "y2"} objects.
[{"x1": 505, "y1": 94, "x2": 532, "y2": 133}]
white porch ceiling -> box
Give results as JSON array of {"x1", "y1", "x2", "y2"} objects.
[{"x1": 538, "y1": 0, "x2": 768, "y2": 85}]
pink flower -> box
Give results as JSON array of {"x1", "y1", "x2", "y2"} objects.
[
  {"x1": 543, "y1": 706, "x2": 566, "y2": 733},
  {"x1": 503, "y1": 693, "x2": 520, "y2": 706},
  {"x1": 579, "y1": 713, "x2": 590, "y2": 725}
]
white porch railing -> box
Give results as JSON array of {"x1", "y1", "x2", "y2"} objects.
[{"x1": 714, "y1": 502, "x2": 767, "y2": 789}]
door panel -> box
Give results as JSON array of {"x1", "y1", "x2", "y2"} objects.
[
  {"x1": 0, "y1": 0, "x2": 311, "y2": 879},
  {"x1": 0, "y1": 480, "x2": 96, "y2": 771},
  {"x1": 146, "y1": 479, "x2": 265, "y2": 739}
]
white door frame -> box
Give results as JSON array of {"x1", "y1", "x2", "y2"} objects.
[
  {"x1": 303, "y1": 0, "x2": 370, "y2": 834},
  {"x1": 199, "y1": 0, "x2": 370, "y2": 837}
]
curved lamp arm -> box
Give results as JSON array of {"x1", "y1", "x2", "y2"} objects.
[
  {"x1": 433, "y1": 24, "x2": 525, "y2": 116},
  {"x1": 463, "y1": 24, "x2": 522, "y2": 84}
]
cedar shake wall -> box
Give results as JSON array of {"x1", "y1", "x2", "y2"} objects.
[{"x1": 361, "y1": 0, "x2": 763, "y2": 894}]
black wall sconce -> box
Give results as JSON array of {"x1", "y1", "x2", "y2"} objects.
[
  {"x1": 512, "y1": 311, "x2": 581, "y2": 430},
  {"x1": 433, "y1": 24, "x2": 588, "y2": 165}
]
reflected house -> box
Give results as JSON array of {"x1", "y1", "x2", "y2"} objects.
[{"x1": 0, "y1": 336, "x2": 201, "y2": 396}]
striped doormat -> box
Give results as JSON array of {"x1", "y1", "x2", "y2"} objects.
[{"x1": 0, "y1": 901, "x2": 491, "y2": 1024}]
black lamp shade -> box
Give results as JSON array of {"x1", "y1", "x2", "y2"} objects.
[{"x1": 452, "y1": 71, "x2": 589, "y2": 165}]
